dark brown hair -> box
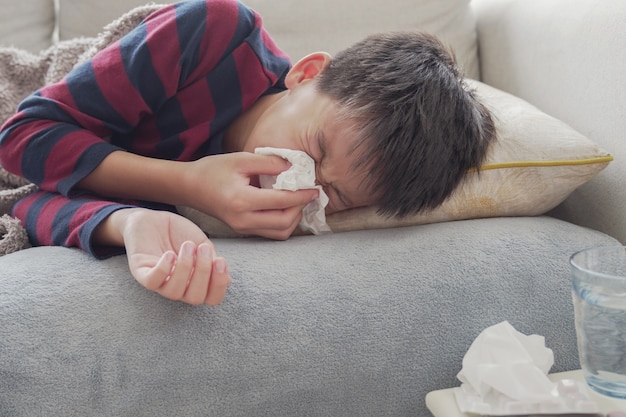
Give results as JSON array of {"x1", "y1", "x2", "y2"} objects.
[{"x1": 316, "y1": 31, "x2": 496, "y2": 217}]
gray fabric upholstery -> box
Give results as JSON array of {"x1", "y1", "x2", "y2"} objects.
[
  {"x1": 473, "y1": 0, "x2": 626, "y2": 244},
  {"x1": 0, "y1": 216, "x2": 619, "y2": 416}
]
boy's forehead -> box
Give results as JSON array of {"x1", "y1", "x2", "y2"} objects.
[
  {"x1": 321, "y1": 116, "x2": 367, "y2": 163},
  {"x1": 319, "y1": 111, "x2": 359, "y2": 146}
]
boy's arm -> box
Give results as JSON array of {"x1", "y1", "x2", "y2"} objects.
[
  {"x1": 80, "y1": 149, "x2": 319, "y2": 241},
  {"x1": 13, "y1": 192, "x2": 230, "y2": 305}
]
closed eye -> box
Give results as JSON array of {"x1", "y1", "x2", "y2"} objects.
[{"x1": 315, "y1": 128, "x2": 352, "y2": 210}]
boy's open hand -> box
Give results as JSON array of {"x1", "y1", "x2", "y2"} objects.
[
  {"x1": 119, "y1": 209, "x2": 231, "y2": 306},
  {"x1": 182, "y1": 153, "x2": 319, "y2": 240}
]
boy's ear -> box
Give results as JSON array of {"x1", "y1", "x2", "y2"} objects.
[{"x1": 285, "y1": 52, "x2": 332, "y2": 89}]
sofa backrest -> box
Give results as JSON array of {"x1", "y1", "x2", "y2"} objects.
[
  {"x1": 30, "y1": 0, "x2": 479, "y2": 79},
  {"x1": 1, "y1": 0, "x2": 55, "y2": 52},
  {"x1": 473, "y1": 0, "x2": 626, "y2": 244},
  {"x1": 241, "y1": 0, "x2": 479, "y2": 79}
]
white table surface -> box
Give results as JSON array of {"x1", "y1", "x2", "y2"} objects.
[{"x1": 425, "y1": 370, "x2": 626, "y2": 417}]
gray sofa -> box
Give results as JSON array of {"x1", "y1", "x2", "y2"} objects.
[{"x1": 1, "y1": 0, "x2": 625, "y2": 416}]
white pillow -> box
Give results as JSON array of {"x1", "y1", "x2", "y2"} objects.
[{"x1": 178, "y1": 80, "x2": 612, "y2": 237}]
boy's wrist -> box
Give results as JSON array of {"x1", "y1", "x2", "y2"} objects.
[
  {"x1": 174, "y1": 156, "x2": 219, "y2": 213},
  {"x1": 92, "y1": 208, "x2": 144, "y2": 247},
  {"x1": 167, "y1": 160, "x2": 198, "y2": 207}
]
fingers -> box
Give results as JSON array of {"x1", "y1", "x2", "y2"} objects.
[
  {"x1": 182, "y1": 243, "x2": 214, "y2": 305},
  {"x1": 235, "y1": 205, "x2": 305, "y2": 240},
  {"x1": 153, "y1": 242, "x2": 231, "y2": 306},
  {"x1": 224, "y1": 189, "x2": 316, "y2": 239},
  {"x1": 241, "y1": 153, "x2": 292, "y2": 177},
  {"x1": 138, "y1": 250, "x2": 176, "y2": 291},
  {"x1": 247, "y1": 187, "x2": 319, "y2": 211},
  {"x1": 206, "y1": 257, "x2": 230, "y2": 306}
]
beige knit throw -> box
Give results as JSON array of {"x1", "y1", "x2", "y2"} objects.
[{"x1": 0, "y1": 3, "x2": 163, "y2": 256}]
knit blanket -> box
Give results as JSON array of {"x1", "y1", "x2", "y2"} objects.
[{"x1": 0, "y1": 4, "x2": 164, "y2": 256}]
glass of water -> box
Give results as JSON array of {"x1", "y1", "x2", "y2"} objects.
[{"x1": 570, "y1": 245, "x2": 626, "y2": 399}]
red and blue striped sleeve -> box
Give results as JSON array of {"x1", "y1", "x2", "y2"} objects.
[
  {"x1": 11, "y1": 191, "x2": 138, "y2": 258},
  {"x1": 0, "y1": 0, "x2": 291, "y2": 257}
]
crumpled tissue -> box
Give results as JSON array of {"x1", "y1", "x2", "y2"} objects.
[
  {"x1": 454, "y1": 321, "x2": 599, "y2": 415},
  {"x1": 255, "y1": 147, "x2": 331, "y2": 235}
]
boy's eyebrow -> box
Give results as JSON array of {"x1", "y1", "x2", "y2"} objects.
[{"x1": 316, "y1": 129, "x2": 353, "y2": 208}]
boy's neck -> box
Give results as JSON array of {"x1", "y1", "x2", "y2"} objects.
[{"x1": 222, "y1": 92, "x2": 285, "y2": 153}]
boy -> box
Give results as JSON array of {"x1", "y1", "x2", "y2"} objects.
[{"x1": 0, "y1": 0, "x2": 495, "y2": 306}]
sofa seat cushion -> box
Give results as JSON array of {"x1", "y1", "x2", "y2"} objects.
[{"x1": 0, "y1": 216, "x2": 619, "y2": 416}]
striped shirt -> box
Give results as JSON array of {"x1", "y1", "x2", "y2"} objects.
[{"x1": 0, "y1": 0, "x2": 291, "y2": 257}]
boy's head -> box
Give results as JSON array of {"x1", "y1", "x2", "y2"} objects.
[
  {"x1": 316, "y1": 31, "x2": 496, "y2": 217},
  {"x1": 241, "y1": 31, "x2": 496, "y2": 217}
]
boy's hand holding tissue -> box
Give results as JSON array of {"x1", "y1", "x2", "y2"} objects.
[
  {"x1": 180, "y1": 151, "x2": 320, "y2": 240},
  {"x1": 255, "y1": 147, "x2": 332, "y2": 235}
]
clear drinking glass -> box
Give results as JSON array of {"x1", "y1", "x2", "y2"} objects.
[{"x1": 570, "y1": 245, "x2": 626, "y2": 399}]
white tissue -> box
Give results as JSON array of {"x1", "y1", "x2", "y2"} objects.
[
  {"x1": 254, "y1": 147, "x2": 331, "y2": 235},
  {"x1": 454, "y1": 321, "x2": 599, "y2": 415}
]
